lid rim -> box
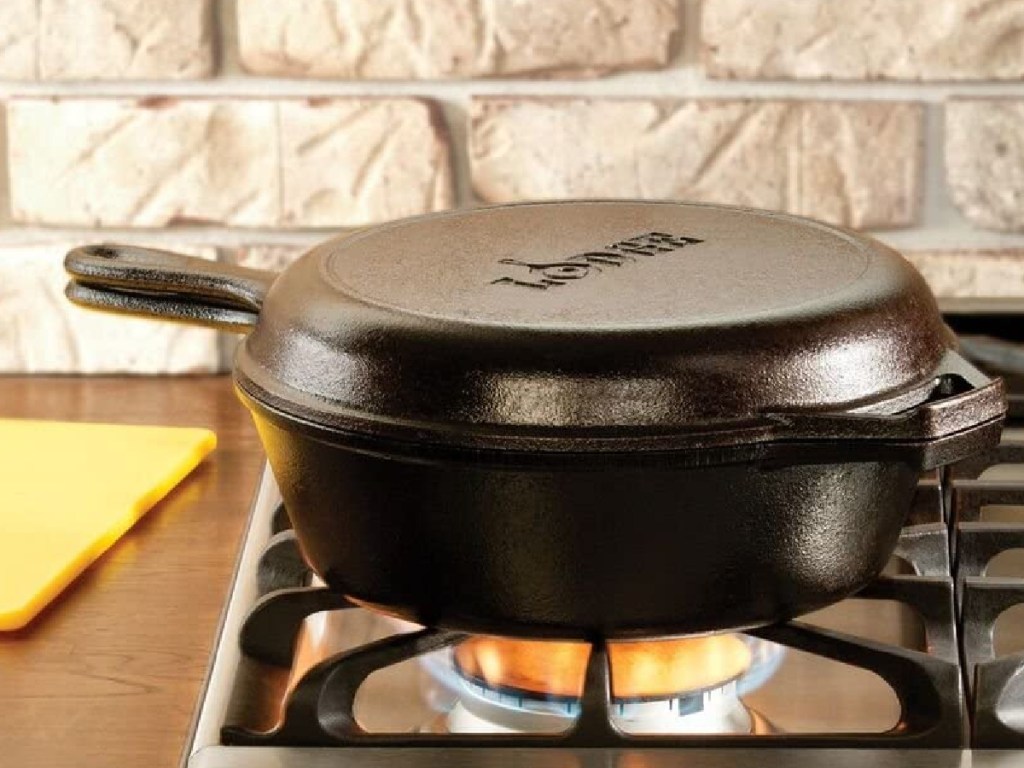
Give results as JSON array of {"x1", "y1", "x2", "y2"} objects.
[{"x1": 234, "y1": 360, "x2": 970, "y2": 456}]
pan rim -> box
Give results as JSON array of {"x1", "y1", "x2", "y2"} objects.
[{"x1": 234, "y1": 370, "x2": 1004, "y2": 471}]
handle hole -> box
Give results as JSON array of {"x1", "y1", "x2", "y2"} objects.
[
  {"x1": 88, "y1": 245, "x2": 119, "y2": 259},
  {"x1": 931, "y1": 373, "x2": 972, "y2": 399}
]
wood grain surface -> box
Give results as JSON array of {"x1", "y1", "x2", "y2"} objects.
[{"x1": 0, "y1": 376, "x2": 262, "y2": 768}]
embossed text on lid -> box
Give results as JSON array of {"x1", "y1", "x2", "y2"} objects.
[{"x1": 320, "y1": 201, "x2": 877, "y2": 329}]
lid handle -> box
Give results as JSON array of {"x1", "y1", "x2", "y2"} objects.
[{"x1": 64, "y1": 244, "x2": 278, "y2": 333}]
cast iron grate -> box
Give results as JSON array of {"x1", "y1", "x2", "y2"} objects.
[
  {"x1": 221, "y1": 515, "x2": 965, "y2": 749},
  {"x1": 950, "y1": 434, "x2": 1024, "y2": 748}
]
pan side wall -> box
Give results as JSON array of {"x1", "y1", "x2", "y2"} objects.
[{"x1": 253, "y1": 413, "x2": 919, "y2": 639}]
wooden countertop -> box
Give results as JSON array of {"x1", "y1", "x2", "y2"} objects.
[{"x1": 0, "y1": 376, "x2": 263, "y2": 768}]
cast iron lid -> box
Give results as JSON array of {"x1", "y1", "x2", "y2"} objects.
[{"x1": 235, "y1": 200, "x2": 959, "y2": 451}]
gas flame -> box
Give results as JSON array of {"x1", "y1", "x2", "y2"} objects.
[{"x1": 454, "y1": 635, "x2": 752, "y2": 699}]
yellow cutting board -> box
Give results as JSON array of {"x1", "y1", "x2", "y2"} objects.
[{"x1": 0, "y1": 419, "x2": 216, "y2": 631}]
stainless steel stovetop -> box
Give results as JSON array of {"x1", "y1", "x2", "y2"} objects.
[{"x1": 181, "y1": 302, "x2": 1024, "y2": 768}]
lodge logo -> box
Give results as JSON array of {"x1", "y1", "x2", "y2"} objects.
[{"x1": 489, "y1": 231, "x2": 704, "y2": 290}]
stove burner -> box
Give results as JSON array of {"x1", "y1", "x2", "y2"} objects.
[
  {"x1": 442, "y1": 634, "x2": 754, "y2": 735},
  {"x1": 446, "y1": 676, "x2": 758, "y2": 736}
]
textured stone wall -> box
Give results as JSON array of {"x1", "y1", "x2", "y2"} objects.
[{"x1": 1, "y1": 0, "x2": 1022, "y2": 372}]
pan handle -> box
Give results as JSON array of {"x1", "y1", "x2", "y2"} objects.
[{"x1": 64, "y1": 244, "x2": 278, "y2": 333}]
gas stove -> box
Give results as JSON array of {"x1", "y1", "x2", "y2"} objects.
[{"x1": 181, "y1": 302, "x2": 1024, "y2": 767}]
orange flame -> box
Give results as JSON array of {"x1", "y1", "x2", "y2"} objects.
[{"x1": 454, "y1": 635, "x2": 752, "y2": 699}]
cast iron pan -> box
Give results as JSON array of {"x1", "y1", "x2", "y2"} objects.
[{"x1": 64, "y1": 201, "x2": 1006, "y2": 638}]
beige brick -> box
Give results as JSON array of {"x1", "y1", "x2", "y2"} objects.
[
  {"x1": 0, "y1": 0, "x2": 212, "y2": 80},
  {"x1": 231, "y1": 245, "x2": 309, "y2": 273},
  {"x1": 39, "y1": 0, "x2": 213, "y2": 80},
  {"x1": 702, "y1": 0, "x2": 1024, "y2": 81},
  {"x1": 8, "y1": 99, "x2": 279, "y2": 227},
  {"x1": 237, "y1": 0, "x2": 679, "y2": 79},
  {"x1": 470, "y1": 98, "x2": 922, "y2": 229},
  {"x1": 7, "y1": 98, "x2": 452, "y2": 228},
  {"x1": 905, "y1": 250, "x2": 1024, "y2": 297},
  {"x1": 0, "y1": 0, "x2": 38, "y2": 78},
  {"x1": 279, "y1": 100, "x2": 453, "y2": 226},
  {"x1": 946, "y1": 100, "x2": 1024, "y2": 233},
  {"x1": 0, "y1": 244, "x2": 220, "y2": 373}
]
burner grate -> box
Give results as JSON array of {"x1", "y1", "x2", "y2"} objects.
[
  {"x1": 221, "y1": 521, "x2": 965, "y2": 749},
  {"x1": 949, "y1": 437, "x2": 1024, "y2": 748}
]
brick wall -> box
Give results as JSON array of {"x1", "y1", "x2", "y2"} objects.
[{"x1": 1, "y1": 0, "x2": 1023, "y2": 373}]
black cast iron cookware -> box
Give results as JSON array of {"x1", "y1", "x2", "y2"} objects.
[{"x1": 63, "y1": 201, "x2": 1006, "y2": 639}]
